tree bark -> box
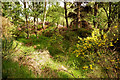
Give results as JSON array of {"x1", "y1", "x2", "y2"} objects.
[
  {"x1": 63, "y1": 22, "x2": 64, "y2": 26},
  {"x1": 32, "y1": 2, "x2": 37, "y2": 38},
  {"x1": 64, "y1": 1, "x2": 68, "y2": 28},
  {"x1": 118, "y1": 2, "x2": 120, "y2": 23},
  {"x1": 37, "y1": 18, "x2": 38, "y2": 25},
  {"x1": 77, "y1": 2, "x2": 81, "y2": 28},
  {"x1": 43, "y1": 0, "x2": 46, "y2": 29},
  {"x1": 118, "y1": 2, "x2": 120, "y2": 36},
  {"x1": 108, "y1": 2, "x2": 112, "y2": 28},
  {"x1": 24, "y1": 1, "x2": 29, "y2": 39},
  {"x1": 34, "y1": 17, "x2": 36, "y2": 29},
  {"x1": 93, "y1": 2, "x2": 98, "y2": 28}
]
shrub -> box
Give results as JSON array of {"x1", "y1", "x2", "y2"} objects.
[
  {"x1": 2, "y1": 17, "x2": 14, "y2": 38},
  {"x1": 73, "y1": 28, "x2": 119, "y2": 78},
  {"x1": 76, "y1": 28, "x2": 92, "y2": 38},
  {"x1": 62, "y1": 31, "x2": 78, "y2": 42},
  {"x1": 12, "y1": 29, "x2": 27, "y2": 39},
  {"x1": 42, "y1": 26, "x2": 57, "y2": 37},
  {"x1": 48, "y1": 33, "x2": 64, "y2": 56},
  {"x1": 2, "y1": 35, "x2": 18, "y2": 59},
  {"x1": 42, "y1": 30, "x2": 54, "y2": 37}
]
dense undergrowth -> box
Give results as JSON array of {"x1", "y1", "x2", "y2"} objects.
[{"x1": 2, "y1": 16, "x2": 120, "y2": 78}]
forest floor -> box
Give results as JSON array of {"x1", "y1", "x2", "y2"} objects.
[
  {"x1": 4, "y1": 37, "x2": 84, "y2": 78},
  {"x1": 12, "y1": 48, "x2": 80, "y2": 78}
]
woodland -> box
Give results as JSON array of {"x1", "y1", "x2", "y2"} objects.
[{"x1": 1, "y1": 0, "x2": 120, "y2": 78}]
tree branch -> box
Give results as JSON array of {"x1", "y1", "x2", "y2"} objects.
[{"x1": 103, "y1": 7, "x2": 109, "y2": 20}]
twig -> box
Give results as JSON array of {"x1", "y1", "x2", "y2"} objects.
[{"x1": 59, "y1": 69, "x2": 76, "y2": 78}]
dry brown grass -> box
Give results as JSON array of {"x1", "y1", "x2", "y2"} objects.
[{"x1": 2, "y1": 16, "x2": 14, "y2": 38}]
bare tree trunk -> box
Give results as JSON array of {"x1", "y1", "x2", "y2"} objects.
[
  {"x1": 57, "y1": 22, "x2": 58, "y2": 27},
  {"x1": 118, "y1": 2, "x2": 120, "y2": 38},
  {"x1": 63, "y1": 22, "x2": 64, "y2": 26},
  {"x1": 43, "y1": 0, "x2": 46, "y2": 29},
  {"x1": 108, "y1": 2, "x2": 112, "y2": 28},
  {"x1": 36, "y1": 17, "x2": 39, "y2": 38},
  {"x1": 118, "y1": 3, "x2": 120, "y2": 23},
  {"x1": 77, "y1": 2, "x2": 81, "y2": 28},
  {"x1": 64, "y1": 1, "x2": 68, "y2": 28},
  {"x1": 24, "y1": 1, "x2": 29, "y2": 39},
  {"x1": 34, "y1": 17, "x2": 38, "y2": 38},
  {"x1": 34, "y1": 17, "x2": 36, "y2": 29},
  {"x1": 37, "y1": 17, "x2": 38, "y2": 24},
  {"x1": 93, "y1": 2, "x2": 98, "y2": 28},
  {"x1": 33, "y1": 2, "x2": 38, "y2": 38}
]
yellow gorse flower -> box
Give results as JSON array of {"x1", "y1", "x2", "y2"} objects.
[
  {"x1": 114, "y1": 26, "x2": 117, "y2": 28},
  {"x1": 90, "y1": 65, "x2": 92, "y2": 69},
  {"x1": 113, "y1": 34, "x2": 115, "y2": 36},
  {"x1": 110, "y1": 42, "x2": 114, "y2": 46},
  {"x1": 76, "y1": 55, "x2": 79, "y2": 57},
  {"x1": 110, "y1": 60, "x2": 114, "y2": 62},
  {"x1": 83, "y1": 66, "x2": 88, "y2": 69}
]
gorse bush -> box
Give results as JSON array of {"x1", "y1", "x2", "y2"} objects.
[
  {"x1": 73, "y1": 28, "x2": 113, "y2": 57},
  {"x1": 73, "y1": 28, "x2": 119, "y2": 78}
]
